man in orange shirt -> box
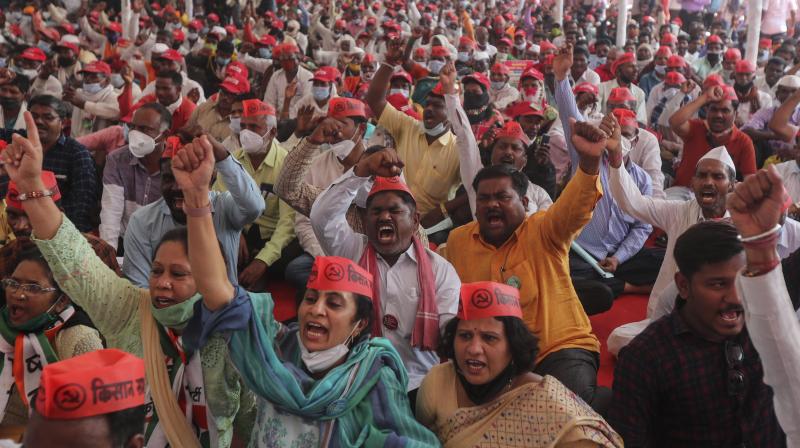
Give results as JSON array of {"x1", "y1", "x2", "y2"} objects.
[{"x1": 444, "y1": 118, "x2": 609, "y2": 412}]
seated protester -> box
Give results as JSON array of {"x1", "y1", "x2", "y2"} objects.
[
  {"x1": 743, "y1": 75, "x2": 800, "y2": 168},
  {"x1": 569, "y1": 45, "x2": 601, "y2": 87},
  {"x1": 756, "y1": 57, "x2": 787, "y2": 102},
  {"x1": 548, "y1": 82, "x2": 600, "y2": 187},
  {"x1": 721, "y1": 48, "x2": 741, "y2": 83},
  {"x1": 462, "y1": 71, "x2": 504, "y2": 142},
  {"x1": 691, "y1": 34, "x2": 724, "y2": 81},
  {"x1": 732, "y1": 59, "x2": 773, "y2": 127},
  {"x1": 638, "y1": 45, "x2": 671, "y2": 96},
  {"x1": 19, "y1": 48, "x2": 62, "y2": 99},
  {"x1": 342, "y1": 53, "x2": 376, "y2": 100},
  {"x1": 0, "y1": 73, "x2": 31, "y2": 131},
  {"x1": 8, "y1": 124, "x2": 255, "y2": 447},
  {"x1": 552, "y1": 51, "x2": 663, "y2": 315},
  {"x1": 616, "y1": 108, "x2": 665, "y2": 197},
  {"x1": 667, "y1": 84, "x2": 756, "y2": 200},
  {"x1": 417, "y1": 282, "x2": 623, "y2": 448},
  {"x1": 52, "y1": 35, "x2": 84, "y2": 86},
  {"x1": 184, "y1": 38, "x2": 235, "y2": 96},
  {"x1": 263, "y1": 43, "x2": 313, "y2": 117},
  {"x1": 193, "y1": 206, "x2": 440, "y2": 448},
  {"x1": 135, "y1": 49, "x2": 206, "y2": 105},
  {"x1": 236, "y1": 34, "x2": 277, "y2": 75},
  {"x1": 768, "y1": 77, "x2": 800, "y2": 151},
  {"x1": 284, "y1": 100, "x2": 369, "y2": 289},
  {"x1": 597, "y1": 51, "x2": 647, "y2": 123},
  {"x1": 63, "y1": 61, "x2": 120, "y2": 138},
  {"x1": 442, "y1": 121, "x2": 608, "y2": 411},
  {"x1": 212, "y1": 99, "x2": 297, "y2": 291},
  {"x1": 24, "y1": 349, "x2": 147, "y2": 448},
  {"x1": 285, "y1": 66, "x2": 339, "y2": 122},
  {"x1": 364, "y1": 43, "x2": 461, "y2": 217},
  {"x1": 488, "y1": 63, "x2": 520, "y2": 112},
  {"x1": 0, "y1": 186, "x2": 103, "y2": 433},
  {"x1": 0, "y1": 95, "x2": 98, "y2": 232},
  {"x1": 118, "y1": 71, "x2": 197, "y2": 134},
  {"x1": 99, "y1": 104, "x2": 172, "y2": 251},
  {"x1": 730, "y1": 167, "x2": 800, "y2": 446},
  {"x1": 645, "y1": 55, "x2": 699, "y2": 123},
  {"x1": 455, "y1": 36, "x2": 475, "y2": 77},
  {"x1": 609, "y1": 221, "x2": 786, "y2": 447},
  {"x1": 123, "y1": 128, "x2": 264, "y2": 288},
  {"x1": 310, "y1": 150, "x2": 460, "y2": 398},
  {"x1": 184, "y1": 76, "x2": 249, "y2": 144}
]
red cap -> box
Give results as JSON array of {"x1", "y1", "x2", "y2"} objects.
[
  {"x1": 157, "y1": 49, "x2": 183, "y2": 62},
  {"x1": 21, "y1": 47, "x2": 47, "y2": 62},
  {"x1": 539, "y1": 40, "x2": 556, "y2": 52},
  {"x1": 369, "y1": 176, "x2": 414, "y2": 200},
  {"x1": 386, "y1": 93, "x2": 420, "y2": 119},
  {"x1": 667, "y1": 54, "x2": 687, "y2": 68},
  {"x1": 39, "y1": 27, "x2": 60, "y2": 43},
  {"x1": 612, "y1": 108, "x2": 637, "y2": 127},
  {"x1": 7, "y1": 171, "x2": 61, "y2": 211},
  {"x1": 724, "y1": 48, "x2": 742, "y2": 62},
  {"x1": 760, "y1": 38, "x2": 773, "y2": 49},
  {"x1": 172, "y1": 29, "x2": 185, "y2": 42},
  {"x1": 459, "y1": 36, "x2": 476, "y2": 49},
  {"x1": 463, "y1": 72, "x2": 490, "y2": 91},
  {"x1": 161, "y1": 136, "x2": 182, "y2": 159},
  {"x1": 413, "y1": 47, "x2": 427, "y2": 58},
  {"x1": 735, "y1": 59, "x2": 756, "y2": 74},
  {"x1": 505, "y1": 100, "x2": 544, "y2": 119},
  {"x1": 456, "y1": 282, "x2": 523, "y2": 320},
  {"x1": 515, "y1": 29, "x2": 527, "y2": 37},
  {"x1": 328, "y1": 97, "x2": 367, "y2": 119},
  {"x1": 34, "y1": 349, "x2": 145, "y2": 420},
  {"x1": 208, "y1": 13, "x2": 220, "y2": 23},
  {"x1": 573, "y1": 82, "x2": 599, "y2": 96},
  {"x1": 225, "y1": 61, "x2": 249, "y2": 79},
  {"x1": 495, "y1": 121, "x2": 530, "y2": 145},
  {"x1": 429, "y1": 82, "x2": 446, "y2": 96},
  {"x1": 219, "y1": 76, "x2": 250, "y2": 94},
  {"x1": 660, "y1": 33, "x2": 677, "y2": 44},
  {"x1": 672, "y1": 17, "x2": 683, "y2": 26},
  {"x1": 703, "y1": 73, "x2": 725, "y2": 89},
  {"x1": 643, "y1": 15, "x2": 656, "y2": 24},
  {"x1": 334, "y1": 18, "x2": 347, "y2": 29},
  {"x1": 491, "y1": 62, "x2": 510, "y2": 75},
  {"x1": 362, "y1": 53, "x2": 376, "y2": 64},
  {"x1": 242, "y1": 99, "x2": 276, "y2": 117},
  {"x1": 612, "y1": 52, "x2": 635, "y2": 74},
  {"x1": 366, "y1": 16, "x2": 377, "y2": 25},
  {"x1": 80, "y1": 61, "x2": 111, "y2": 75},
  {"x1": 608, "y1": 87, "x2": 636, "y2": 103},
  {"x1": 188, "y1": 19, "x2": 203, "y2": 30},
  {"x1": 520, "y1": 66, "x2": 544, "y2": 81},
  {"x1": 664, "y1": 71, "x2": 686, "y2": 85},
  {"x1": 58, "y1": 23, "x2": 76, "y2": 35},
  {"x1": 313, "y1": 66, "x2": 340, "y2": 83},
  {"x1": 390, "y1": 70, "x2": 413, "y2": 84},
  {"x1": 719, "y1": 84, "x2": 738, "y2": 101},
  {"x1": 225, "y1": 25, "x2": 237, "y2": 36},
  {"x1": 707, "y1": 34, "x2": 722, "y2": 44},
  {"x1": 105, "y1": 22, "x2": 123, "y2": 34},
  {"x1": 430, "y1": 46, "x2": 450, "y2": 58},
  {"x1": 655, "y1": 46, "x2": 672, "y2": 58},
  {"x1": 306, "y1": 256, "x2": 373, "y2": 299},
  {"x1": 273, "y1": 43, "x2": 299, "y2": 58},
  {"x1": 498, "y1": 37, "x2": 513, "y2": 48},
  {"x1": 258, "y1": 34, "x2": 277, "y2": 46}
]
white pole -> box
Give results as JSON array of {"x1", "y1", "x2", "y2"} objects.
[
  {"x1": 744, "y1": 0, "x2": 763, "y2": 66},
  {"x1": 555, "y1": 0, "x2": 565, "y2": 26},
  {"x1": 616, "y1": 0, "x2": 628, "y2": 48}
]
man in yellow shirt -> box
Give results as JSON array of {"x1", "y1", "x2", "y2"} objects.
[
  {"x1": 213, "y1": 98, "x2": 297, "y2": 291},
  {"x1": 364, "y1": 37, "x2": 461, "y2": 217},
  {"x1": 444, "y1": 118, "x2": 612, "y2": 413}
]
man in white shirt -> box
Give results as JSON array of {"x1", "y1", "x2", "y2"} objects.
[
  {"x1": 570, "y1": 45, "x2": 601, "y2": 87},
  {"x1": 264, "y1": 43, "x2": 313, "y2": 118},
  {"x1": 760, "y1": 0, "x2": 797, "y2": 38},
  {"x1": 63, "y1": 61, "x2": 120, "y2": 138},
  {"x1": 488, "y1": 63, "x2": 520, "y2": 112},
  {"x1": 310, "y1": 148, "x2": 460, "y2": 397},
  {"x1": 597, "y1": 52, "x2": 647, "y2": 123}
]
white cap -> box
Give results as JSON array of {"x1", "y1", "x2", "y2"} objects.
[
  {"x1": 529, "y1": 43, "x2": 540, "y2": 53},
  {"x1": 151, "y1": 43, "x2": 169, "y2": 54},
  {"x1": 59, "y1": 34, "x2": 80, "y2": 46},
  {"x1": 473, "y1": 51, "x2": 489, "y2": 61},
  {"x1": 210, "y1": 26, "x2": 227, "y2": 37},
  {"x1": 777, "y1": 75, "x2": 800, "y2": 89},
  {"x1": 698, "y1": 146, "x2": 736, "y2": 174}
]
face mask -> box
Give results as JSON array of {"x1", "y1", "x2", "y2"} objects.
[
  {"x1": 322, "y1": 138, "x2": 357, "y2": 160},
  {"x1": 420, "y1": 120, "x2": 446, "y2": 136},
  {"x1": 83, "y1": 82, "x2": 103, "y2": 94},
  {"x1": 38, "y1": 41, "x2": 52, "y2": 54},
  {"x1": 427, "y1": 60, "x2": 445, "y2": 75},
  {"x1": 19, "y1": 68, "x2": 38, "y2": 79},
  {"x1": 188, "y1": 32, "x2": 199, "y2": 41},
  {"x1": 3, "y1": 295, "x2": 65, "y2": 332},
  {"x1": 636, "y1": 58, "x2": 652, "y2": 70},
  {"x1": 0, "y1": 58, "x2": 7, "y2": 69},
  {"x1": 515, "y1": 42, "x2": 527, "y2": 50},
  {"x1": 0, "y1": 97, "x2": 21, "y2": 109},
  {"x1": 457, "y1": 51, "x2": 470, "y2": 62},
  {"x1": 128, "y1": 129, "x2": 161, "y2": 158},
  {"x1": 706, "y1": 51, "x2": 721, "y2": 65},
  {"x1": 312, "y1": 86, "x2": 330, "y2": 101},
  {"x1": 258, "y1": 48, "x2": 272, "y2": 59},
  {"x1": 297, "y1": 324, "x2": 359, "y2": 373},
  {"x1": 490, "y1": 80, "x2": 506, "y2": 91},
  {"x1": 215, "y1": 56, "x2": 230, "y2": 66},
  {"x1": 522, "y1": 87, "x2": 538, "y2": 101},
  {"x1": 496, "y1": 53, "x2": 509, "y2": 62},
  {"x1": 239, "y1": 128, "x2": 269, "y2": 153},
  {"x1": 593, "y1": 56, "x2": 607, "y2": 66},
  {"x1": 150, "y1": 293, "x2": 201, "y2": 330},
  {"x1": 229, "y1": 116, "x2": 241, "y2": 134},
  {"x1": 463, "y1": 90, "x2": 489, "y2": 109},
  {"x1": 389, "y1": 88, "x2": 409, "y2": 98},
  {"x1": 654, "y1": 64, "x2": 666, "y2": 75},
  {"x1": 110, "y1": 73, "x2": 124, "y2": 88}
]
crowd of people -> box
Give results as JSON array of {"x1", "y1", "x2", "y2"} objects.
[{"x1": 0, "y1": 0, "x2": 796, "y2": 446}]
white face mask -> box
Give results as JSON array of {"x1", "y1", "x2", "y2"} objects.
[
  {"x1": 490, "y1": 80, "x2": 506, "y2": 91},
  {"x1": 239, "y1": 128, "x2": 269, "y2": 154},
  {"x1": 420, "y1": 120, "x2": 446, "y2": 136},
  {"x1": 321, "y1": 139, "x2": 356, "y2": 160},
  {"x1": 20, "y1": 68, "x2": 38, "y2": 79},
  {"x1": 389, "y1": 88, "x2": 409, "y2": 98},
  {"x1": 427, "y1": 60, "x2": 445, "y2": 75},
  {"x1": 297, "y1": 324, "x2": 359, "y2": 373},
  {"x1": 229, "y1": 116, "x2": 241, "y2": 134},
  {"x1": 83, "y1": 82, "x2": 103, "y2": 94},
  {"x1": 457, "y1": 51, "x2": 470, "y2": 62},
  {"x1": 128, "y1": 129, "x2": 160, "y2": 158},
  {"x1": 312, "y1": 86, "x2": 330, "y2": 101}
]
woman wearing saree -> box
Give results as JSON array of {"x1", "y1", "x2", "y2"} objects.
[
  {"x1": 175, "y1": 136, "x2": 440, "y2": 447},
  {"x1": 1, "y1": 112, "x2": 253, "y2": 448},
  {"x1": 416, "y1": 281, "x2": 622, "y2": 448}
]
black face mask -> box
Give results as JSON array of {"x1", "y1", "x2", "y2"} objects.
[
  {"x1": 456, "y1": 360, "x2": 516, "y2": 405},
  {"x1": 463, "y1": 90, "x2": 489, "y2": 110},
  {"x1": 734, "y1": 80, "x2": 754, "y2": 93},
  {"x1": 706, "y1": 52, "x2": 721, "y2": 65},
  {"x1": 57, "y1": 56, "x2": 74, "y2": 68},
  {"x1": 0, "y1": 97, "x2": 21, "y2": 109}
]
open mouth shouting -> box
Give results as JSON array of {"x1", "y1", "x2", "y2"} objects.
[
  {"x1": 718, "y1": 306, "x2": 744, "y2": 327},
  {"x1": 304, "y1": 321, "x2": 329, "y2": 342},
  {"x1": 7, "y1": 303, "x2": 27, "y2": 322},
  {"x1": 152, "y1": 296, "x2": 178, "y2": 309},
  {"x1": 376, "y1": 222, "x2": 397, "y2": 245},
  {"x1": 698, "y1": 188, "x2": 717, "y2": 206}
]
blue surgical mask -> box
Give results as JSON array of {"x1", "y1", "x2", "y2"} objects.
[
  {"x1": 83, "y1": 82, "x2": 103, "y2": 94},
  {"x1": 38, "y1": 41, "x2": 52, "y2": 54},
  {"x1": 215, "y1": 56, "x2": 230, "y2": 66},
  {"x1": 428, "y1": 60, "x2": 445, "y2": 75},
  {"x1": 188, "y1": 32, "x2": 199, "y2": 41},
  {"x1": 258, "y1": 48, "x2": 272, "y2": 59},
  {"x1": 457, "y1": 51, "x2": 470, "y2": 62},
  {"x1": 110, "y1": 73, "x2": 124, "y2": 88},
  {"x1": 654, "y1": 64, "x2": 666, "y2": 75},
  {"x1": 490, "y1": 80, "x2": 505, "y2": 90},
  {"x1": 312, "y1": 86, "x2": 330, "y2": 101}
]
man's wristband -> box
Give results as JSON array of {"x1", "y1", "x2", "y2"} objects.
[{"x1": 16, "y1": 188, "x2": 58, "y2": 202}]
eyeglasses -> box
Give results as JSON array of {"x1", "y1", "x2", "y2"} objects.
[
  {"x1": 1, "y1": 278, "x2": 58, "y2": 295},
  {"x1": 724, "y1": 340, "x2": 746, "y2": 397}
]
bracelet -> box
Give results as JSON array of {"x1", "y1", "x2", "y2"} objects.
[
  {"x1": 16, "y1": 188, "x2": 58, "y2": 202},
  {"x1": 741, "y1": 232, "x2": 780, "y2": 250},
  {"x1": 739, "y1": 224, "x2": 782, "y2": 243},
  {"x1": 183, "y1": 202, "x2": 212, "y2": 217},
  {"x1": 742, "y1": 258, "x2": 781, "y2": 277}
]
